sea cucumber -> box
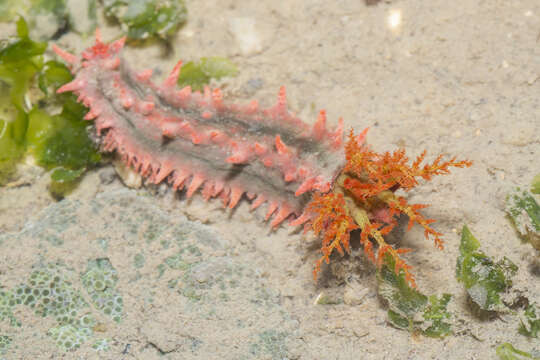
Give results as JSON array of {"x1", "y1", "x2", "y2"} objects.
[{"x1": 53, "y1": 31, "x2": 346, "y2": 227}]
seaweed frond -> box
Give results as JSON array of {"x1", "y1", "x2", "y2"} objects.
[
  {"x1": 304, "y1": 129, "x2": 472, "y2": 288},
  {"x1": 307, "y1": 192, "x2": 358, "y2": 278},
  {"x1": 344, "y1": 130, "x2": 473, "y2": 195},
  {"x1": 386, "y1": 196, "x2": 444, "y2": 250}
]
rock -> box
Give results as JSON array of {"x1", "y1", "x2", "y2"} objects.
[
  {"x1": 113, "y1": 159, "x2": 142, "y2": 189},
  {"x1": 343, "y1": 281, "x2": 370, "y2": 306},
  {"x1": 228, "y1": 17, "x2": 263, "y2": 56},
  {"x1": 98, "y1": 167, "x2": 117, "y2": 185}
]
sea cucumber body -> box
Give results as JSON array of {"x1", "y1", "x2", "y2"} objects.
[{"x1": 54, "y1": 34, "x2": 345, "y2": 226}]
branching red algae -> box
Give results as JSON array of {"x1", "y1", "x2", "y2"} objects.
[{"x1": 303, "y1": 130, "x2": 472, "y2": 287}]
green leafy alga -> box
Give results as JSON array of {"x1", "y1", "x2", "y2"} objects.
[
  {"x1": 0, "y1": 19, "x2": 100, "y2": 191},
  {"x1": 38, "y1": 60, "x2": 73, "y2": 96},
  {"x1": 456, "y1": 225, "x2": 518, "y2": 313},
  {"x1": 177, "y1": 57, "x2": 238, "y2": 91},
  {"x1": 377, "y1": 254, "x2": 452, "y2": 337},
  {"x1": 0, "y1": 17, "x2": 46, "y2": 182}
]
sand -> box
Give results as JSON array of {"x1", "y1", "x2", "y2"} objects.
[{"x1": 0, "y1": 0, "x2": 539, "y2": 359}]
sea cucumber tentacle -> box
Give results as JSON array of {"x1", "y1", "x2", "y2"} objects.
[{"x1": 54, "y1": 32, "x2": 346, "y2": 227}]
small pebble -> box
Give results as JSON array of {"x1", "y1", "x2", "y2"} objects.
[
  {"x1": 228, "y1": 17, "x2": 263, "y2": 56},
  {"x1": 343, "y1": 282, "x2": 370, "y2": 306},
  {"x1": 99, "y1": 167, "x2": 117, "y2": 185},
  {"x1": 113, "y1": 159, "x2": 142, "y2": 189}
]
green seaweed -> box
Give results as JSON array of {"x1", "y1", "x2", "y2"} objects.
[
  {"x1": 506, "y1": 187, "x2": 540, "y2": 250},
  {"x1": 519, "y1": 303, "x2": 539, "y2": 338},
  {"x1": 25, "y1": 94, "x2": 100, "y2": 195},
  {"x1": 496, "y1": 343, "x2": 540, "y2": 360},
  {"x1": 377, "y1": 254, "x2": 452, "y2": 337},
  {"x1": 0, "y1": 18, "x2": 46, "y2": 109},
  {"x1": 421, "y1": 294, "x2": 453, "y2": 337},
  {"x1": 456, "y1": 225, "x2": 518, "y2": 313},
  {"x1": 25, "y1": 107, "x2": 55, "y2": 155},
  {"x1": 33, "y1": 61, "x2": 101, "y2": 172},
  {"x1": 0, "y1": 108, "x2": 26, "y2": 182},
  {"x1": 37, "y1": 99, "x2": 100, "y2": 170},
  {"x1": 103, "y1": 0, "x2": 187, "y2": 40},
  {"x1": 0, "y1": 20, "x2": 100, "y2": 190},
  {"x1": 0, "y1": 17, "x2": 46, "y2": 182},
  {"x1": 50, "y1": 167, "x2": 86, "y2": 183},
  {"x1": 177, "y1": 57, "x2": 238, "y2": 91},
  {"x1": 38, "y1": 60, "x2": 72, "y2": 96},
  {"x1": 49, "y1": 167, "x2": 86, "y2": 197}
]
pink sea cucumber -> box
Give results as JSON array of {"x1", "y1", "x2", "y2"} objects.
[{"x1": 53, "y1": 31, "x2": 346, "y2": 227}]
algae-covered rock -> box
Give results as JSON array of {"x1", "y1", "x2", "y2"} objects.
[
  {"x1": 81, "y1": 258, "x2": 123, "y2": 323},
  {"x1": 0, "y1": 189, "x2": 299, "y2": 357}
]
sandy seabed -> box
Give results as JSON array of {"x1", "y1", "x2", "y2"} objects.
[{"x1": 0, "y1": 0, "x2": 539, "y2": 359}]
